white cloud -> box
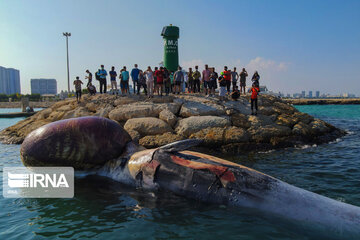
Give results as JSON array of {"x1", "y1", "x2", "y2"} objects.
[{"x1": 246, "y1": 57, "x2": 289, "y2": 72}]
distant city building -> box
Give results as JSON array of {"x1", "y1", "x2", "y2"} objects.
[
  {"x1": 316, "y1": 91, "x2": 320, "y2": 98},
  {"x1": 309, "y1": 91, "x2": 313, "y2": 98},
  {"x1": 301, "y1": 91, "x2": 306, "y2": 98},
  {"x1": 293, "y1": 93, "x2": 302, "y2": 98},
  {"x1": 31, "y1": 78, "x2": 57, "y2": 95},
  {"x1": 0, "y1": 66, "x2": 21, "y2": 94}
]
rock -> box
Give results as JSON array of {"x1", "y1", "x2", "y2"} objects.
[
  {"x1": 258, "y1": 106, "x2": 277, "y2": 116},
  {"x1": 139, "y1": 132, "x2": 184, "y2": 148},
  {"x1": 47, "y1": 111, "x2": 66, "y2": 121},
  {"x1": 36, "y1": 108, "x2": 53, "y2": 120},
  {"x1": 248, "y1": 115, "x2": 274, "y2": 128},
  {"x1": 159, "y1": 109, "x2": 177, "y2": 127},
  {"x1": 157, "y1": 102, "x2": 182, "y2": 115},
  {"x1": 292, "y1": 122, "x2": 312, "y2": 136},
  {"x1": 273, "y1": 102, "x2": 297, "y2": 114},
  {"x1": 249, "y1": 124, "x2": 292, "y2": 143},
  {"x1": 127, "y1": 129, "x2": 141, "y2": 143},
  {"x1": 293, "y1": 112, "x2": 314, "y2": 124},
  {"x1": 310, "y1": 119, "x2": 330, "y2": 135},
  {"x1": 179, "y1": 101, "x2": 225, "y2": 117},
  {"x1": 109, "y1": 103, "x2": 158, "y2": 122},
  {"x1": 222, "y1": 101, "x2": 251, "y2": 115},
  {"x1": 85, "y1": 102, "x2": 97, "y2": 112},
  {"x1": 189, "y1": 127, "x2": 225, "y2": 146},
  {"x1": 176, "y1": 116, "x2": 231, "y2": 137},
  {"x1": 276, "y1": 114, "x2": 299, "y2": 128},
  {"x1": 224, "y1": 127, "x2": 250, "y2": 143},
  {"x1": 57, "y1": 104, "x2": 75, "y2": 112},
  {"x1": 114, "y1": 97, "x2": 137, "y2": 106},
  {"x1": 94, "y1": 106, "x2": 114, "y2": 118},
  {"x1": 124, "y1": 117, "x2": 173, "y2": 137},
  {"x1": 62, "y1": 107, "x2": 92, "y2": 119},
  {"x1": 231, "y1": 113, "x2": 251, "y2": 129}
]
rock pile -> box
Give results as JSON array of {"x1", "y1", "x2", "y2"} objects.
[{"x1": 0, "y1": 94, "x2": 345, "y2": 153}]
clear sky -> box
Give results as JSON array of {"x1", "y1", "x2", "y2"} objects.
[{"x1": 1, "y1": 0, "x2": 359, "y2": 95}]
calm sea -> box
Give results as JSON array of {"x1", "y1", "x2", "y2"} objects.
[{"x1": 0, "y1": 106, "x2": 359, "y2": 239}]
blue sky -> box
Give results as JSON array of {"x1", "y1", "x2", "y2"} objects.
[{"x1": 1, "y1": 0, "x2": 359, "y2": 95}]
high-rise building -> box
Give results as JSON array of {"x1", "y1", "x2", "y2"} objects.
[
  {"x1": 301, "y1": 91, "x2": 306, "y2": 98},
  {"x1": 309, "y1": 91, "x2": 313, "y2": 98},
  {"x1": 31, "y1": 79, "x2": 57, "y2": 95},
  {"x1": 315, "y1": 91, "x2": 320, "y2": 98},
  {"x1": 0, "y1": 66, "x2": 21, "y2": 94}
]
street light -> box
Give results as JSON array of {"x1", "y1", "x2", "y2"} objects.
[{"x1": 63, "y1": 32, "x2": 71, "y2": 93}]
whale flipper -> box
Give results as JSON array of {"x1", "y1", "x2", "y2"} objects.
[{"x1": 158, "y1": 139, "x2": 203, "y2": 152}]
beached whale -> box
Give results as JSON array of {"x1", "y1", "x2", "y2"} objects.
[{"x1": 20, "y1": 116, "x2": 360, "y2": 236}]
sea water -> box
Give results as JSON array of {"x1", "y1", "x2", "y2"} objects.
[{"x1": 0, "y1": 106, "x2": 359, "y2": 239}]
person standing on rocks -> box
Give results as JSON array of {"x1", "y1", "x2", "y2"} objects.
[
  {"x1": 218, "y1": 75, "x2": 227, "y2": 101},
  {"x1": 174, "y1": 66, "x2": 184, "y2": 95},
  {"x1": 239, "y1": 68, "x2": 248, "y2": 94},
  {"x1": 209, "y1": 67, "x2": 218, "y2": 97},
  {"x1": 99, "y1": 65, "x2": 107, "y2": 94},
  {"x1": 249, "y1": 83, "x2": 260, "y2": 115},
  {"x1": 85, "y1": 70, "x2": 92, "y2": 87},
  {"x1": 251, "y1": 71, "x2": 260, "y2": 88},
  {"x1": 202, "y1": 64, "x2": 211, "y2": 96},
  {"x1": 192, "y1": 65, "x2": 201, "y2": 93},
  {"x1": 187, "y1": 68, "x2": 193, "y2": 93},
  {"x1": 120, "y1": 66, "x2": 130, "y2": 95},
  {"x1": 155, "y1": 67, "x2": 164, "y2": 96},
  {"x1": 221, "y1": 66, "x2": 232, "y2": 95},
  {"x1": 231, "y1": 67, "x2": 239, "y2": 91},
  {"x1": 73, "y1": 76, "x2": 83, "y2": 103},
  {"x1": 163, "y1": 67, "x2": 171, "y2": 96},
  {"x1": 131, "y1": 64, "x2": 140, "y2": 94},
  {"x1": 144, "y1": 66, "x2": 154, "y2": 98},
  {"x1": 109, "y1": 66, "x2": 118, "y2": 95},
  {"x1": 138, "y1": 70, "x2": 147, "y2": 96}
]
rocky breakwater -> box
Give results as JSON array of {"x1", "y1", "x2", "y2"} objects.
[{"x1": 0, "y1": 93, "x2": 345, "y2": 153}]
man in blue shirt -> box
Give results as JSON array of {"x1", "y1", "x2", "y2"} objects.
[
  {"x1": 120, "y1": 66, "x2": 130, "y2": 95},
  {"x1": 98, "y1": 64, "x2": 107, "y2": 94},
  {"x1": 131, "y1": 64, "x2": 140, "y2": 94}
]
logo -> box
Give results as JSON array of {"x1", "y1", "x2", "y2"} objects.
[{"x1": 3, "y1": 167, "x2": 74, "y2": 198}]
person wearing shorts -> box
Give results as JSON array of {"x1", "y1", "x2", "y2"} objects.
[
  {"x1": 73, "y1": 76, "x2": 83, "y2": 103},
  {"x1": 174, "y1": 66, "x2": 184, "y2": 94},
  {"x1": 209, "y1": 67, "x2": 218, "y2": 97},
  {"x1": 239, "y1": 68, "x2": 248, "y2": 94},
  {"x1": 155, "y1": 67, "x2": 164, "y2": 96},
  {"x1": 202, "y1": 64, "x2": 211, "y2": 96},
  {"x1": 109, "y1": 66, "x2": 118, "y2": 95},
  {"x1": 120, "y1": 66, "x2": 130, "y2": 95}
]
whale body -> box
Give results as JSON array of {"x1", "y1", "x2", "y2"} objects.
[{"x1": 20, "y1": 117, "x2": 360, "y2": 236}]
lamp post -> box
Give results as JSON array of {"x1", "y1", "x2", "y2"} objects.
[{"x1": 63, "y1": 32, "x2": 71, "y2": 93}]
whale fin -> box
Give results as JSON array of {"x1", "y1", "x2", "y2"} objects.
[{"x1": 158, "y1": 139, "x2": 203, "y2": 152}]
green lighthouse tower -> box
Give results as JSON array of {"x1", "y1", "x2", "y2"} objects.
[{"x1": 161, "y1": 24, "x2": 180, "y2": 72}]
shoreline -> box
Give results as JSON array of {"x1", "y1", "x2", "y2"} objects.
[{"x1": 283, "y1": 98, "x2": 360, "y2": 105}]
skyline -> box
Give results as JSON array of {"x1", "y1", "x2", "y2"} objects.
[{"x1": 1, "y1": 0, "x2": 360, "y2": 95}]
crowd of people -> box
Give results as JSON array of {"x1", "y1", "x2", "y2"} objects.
[{"x1": 74, "y1": 64, "x2": 261, "y2": 115}]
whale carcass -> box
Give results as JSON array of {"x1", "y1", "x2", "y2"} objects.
[{"x1": 20, "y1": 117, "x2": 360, "y2": 236}]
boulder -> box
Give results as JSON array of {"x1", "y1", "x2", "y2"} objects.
[
  {"x1": 231, "y1": 113, "x2": 251, "y2": 129},
  {"x1": 258, "y1": 106, "x2": 277, "y2": 116},
  {"x1": 189, "y1": 127, "x2": 225, "y2": 146},
  {"x1": 109, "y1": 103, "x2": 158, "y2": 122},
  {"x1": 36, "y1": 108, "x2": 53, "y2": 120},
  {"x1": 248, "y1": 115, "x2": 273, "y2": 128},
  {"x1": 114, "y1": 97, "x2": 137, "y2": 106},
  {"x1": 309, "y1": 119, "x2": 330, "y2": 135},
  {"x1": 249, "y1": 124, "x2": 292, "y2": 143},
  {"x1": 124, "y1": 117, "x2": 173, "y2": 137},
  {"x1": 139, "y1": 132, "x2": 184, "y2": 148},
  {"x1": 179, "y1": 101, "x2": 225, "y2": 117},
  {"x1": 127, "y1": 129, "x2": 141, "y2": 143},
  {"x1": 222, "y1": 101, "x2": 251, "y2": 115},
  {"x1": 292, "y1": 122, "x2": 312, "y2": 136},
  {"x1": 293, "y1": 112, "x2": 314, "y2": 124},
  {"x1": 85, "y1": 102, "x2": 97, "y2": 112},
  {"x1": 94, "y1": 106, "x2": 114, "y2": 118},
  {"x1": 224, "y1": 127, "x2": 250, "y2": 143},
  {"x1": 273, "y1": 102, "x2": 297, "y2": 114},
  {"x1": 159, "y1": 109, "x2": 177, "y2": 127},
  {"x1": 276, "y1": 114, "x2": 299, "y2": 128},
  {"x1": 176, "y1": 116, "x2": 231, "y2": 137}
]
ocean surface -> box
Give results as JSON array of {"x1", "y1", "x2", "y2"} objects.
[{"x1": 0, "y1": 106, "x2": 359, "y2": 240}]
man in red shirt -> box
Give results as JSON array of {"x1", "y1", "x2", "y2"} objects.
[
  {"x1": 222, "y1": 66, "x2": 232, "y2": 94},
  {"x1": 155, "y1": 67, "x2": 164, "y2": 96},
  {"x1": 249, "y1": 83, "x2": 260, "y2": 115}
]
